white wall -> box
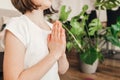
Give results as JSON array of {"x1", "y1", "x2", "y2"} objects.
[
  {"x1": 60, "y1": 0, "x2": 81, "y2": 20},
  {"x1": 0, "y1": 0, "x2": 16, "y2": 10}
]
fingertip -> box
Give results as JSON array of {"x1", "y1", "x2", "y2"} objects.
[
  {"x1": 56, "y1": 20, "x2": 60, "y2": 23},
  {"x1": 62, "y1": 28, "x2": 65, "y2": 33},
  {"x1": 58, "y1": 22, "x2": 62, "y2": 28},
  {"x1": 53, "y1": 22, "x2": 56, "y2": 27}
]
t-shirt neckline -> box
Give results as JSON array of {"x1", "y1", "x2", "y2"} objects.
[{"x1": 23, "y1": 15, "x2": 52, "y2": 33}]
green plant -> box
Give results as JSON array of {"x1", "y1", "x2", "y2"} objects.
[
  {"x1": 59, "y1": 5, "x2": 103, "y2": 65},
  {"x1": 58, "y1": 0, "x2": 120, "y2": 65},
  {"x1": 95, "y1": 0, "x2": 120, "y2": 10},
  {"x1": 105, "y1": 17, "x2": 120, "y2": 47}
]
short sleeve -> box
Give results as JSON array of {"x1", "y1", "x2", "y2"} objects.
[{"x1": 5, "y1": 18, "x2": 29, "y2": 48}]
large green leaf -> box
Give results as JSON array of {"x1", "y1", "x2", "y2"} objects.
[
  {"x1": 95, "y1": 0, "x2": 120, "y2": 10},
  {"x1": 88, "y1": 19, "x2": 102, "y2": 36},
  {"x1": 98, "y1": 52, "x2": 104, "y2": 62},
  {"x1": 80, "y1": 47, "x2": 98, "y2": 65},
  {"x1": 117, "y1": 16, "x2": 120, "y2": 28},
  {"x1": 59, "y1": 5, "x2": 71, "y2": 22},
  {"x1": 105, "y1": 17, "x2": 120, "y2": 48},
  {"x1": 105, "y1": 35, "x2": 120, "y2": 47},
  {"x1": 117, "y1": 16, "x2": 120, "y2": 23},
  {"x1": 70, "y1": 10, "x2": 88, "y2": 36},
  {"x1": 70, "y1": 20, "x2": 84, "y2": 35},
  {"x1": 111, "y1": 24, "x2": 120, "y2": 38}
]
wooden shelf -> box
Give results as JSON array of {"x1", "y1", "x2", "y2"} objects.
[{"x1": 60, "y1": 52, "x2": 120, "y2": 80}]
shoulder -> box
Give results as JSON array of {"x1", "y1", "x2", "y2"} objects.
[
  {"x1": 5, "y1": 15, "x2": 30, "y2": 47},
  {"x1": 5, "y1": 15, "x2": 30, "y2": 33},
  {"x1": 8, "y1": 15, "x2": 27, "y2": 24},
  {"x1": 7, "y1": 15, "x2": 28, "y2": 28}
]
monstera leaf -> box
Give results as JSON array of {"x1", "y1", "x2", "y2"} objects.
[
  {"x1": 80, "y1": 47, "x2": 98, "y2": 65},
  {"x1": 70, "y1": 19, "x2": 83, "y2": 35},
  {"x1": 105, "y1": 17, "x2": 120, "y2": 47},
  {"x1": 88, "y1": 19, "x2": 102, "y2": 36},
  {"x1": 70, "y1": 5, "x2": 88, "y2": 36},
  {"x1": 105, "y1": 35, "x2": 120, "y2": 47},
  {"x1": 111, "y1": 25, "x2": 120, "y2": 38},
  {"x1": 95, "y1": 0, "x2": 120, "y2": 9},
  {"x1": 59, "y1": 5, "x2": 71, "y2": 22}
]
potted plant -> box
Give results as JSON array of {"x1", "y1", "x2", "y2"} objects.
[
  {"x1": 58, "y1": 0, "x2": 120, "y2": 73},
  {"x1": 59, "y1": 5, "x2": 103, "y2": 73}
]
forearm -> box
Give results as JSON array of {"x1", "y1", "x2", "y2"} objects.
[
  {"x1": 17, "y1": 54, "x2": 57, "y2": 80},
  {"x1": 58, "y1": 53, "x2": 69, "y2": 74}
]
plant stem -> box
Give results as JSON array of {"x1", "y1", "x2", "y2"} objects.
[
  {"x1": 96, "y1": 7, "x2": 101, "y2": 49},
  {"x1": 62, "y1": 24, "x2": 83, "y2": 51},
  {"x1": 85, "y1": 22, "x2": 93, "y2": 47}
]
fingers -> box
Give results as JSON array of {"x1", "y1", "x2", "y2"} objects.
[
  {"x1": 52, "y1": 22, "x2": 60, "y2": 39},
  {"x1": 47, "y1": 34, "x2": 51, "y2": 42},
  {"x1": 56, "y1": 21, "x2": 66, "y2": 40},
  {"x1": 51, "y1": 22, "x2": 59, "y2": 39},
  {"x1": 56, "y1": 21, "x2": 63, "y2": 28},
  {"x1": 51, "y1": 20, "x2": 66, "y2": 41},
  {"x1": 60, "y1": 28, "x2": 66, "y2": 41},
  {"x1": 53, "y1": 23, "x2": 58, "y2": 38}
]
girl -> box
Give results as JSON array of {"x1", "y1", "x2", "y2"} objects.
[{"x1": 3, "y1": 0, "x2": 69, "y2": 80}]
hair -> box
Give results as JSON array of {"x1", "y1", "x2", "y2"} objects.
[{"x1": 11, "y1": 0, "x2": 58, "y2": 15}]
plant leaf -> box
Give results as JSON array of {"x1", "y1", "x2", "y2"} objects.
[
  {"x1": 105, "y1": 16, "x2": 120, "y2": 48},
  {"x1": 88, "y1": 19, "x2": 102, "y2": 36},
  {"x1": 59, "y1": 5, "x2": 71, "y2": 22},
  {"x1": 111, "y1": 24, "x2": 120, "y2": 38},
  {"x1": 66, "y1": 41, "x2": 73, "y2": 52},
  {"x1": 95, "y1": 0, "x2": 120, "y2": 10},
  {"x1": 105, "y1": 35, "x2": 120, "y2": 47},
  {"x1": 80, "y1": 47, "x2": 98, "y2": 65},
  {"x1": 70, "y1": 20, "x2": 84, "y2": 35}
]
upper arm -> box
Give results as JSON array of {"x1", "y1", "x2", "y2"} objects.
[{"x1": 4, "y1": 30, "x2": 26, "y2": 80}]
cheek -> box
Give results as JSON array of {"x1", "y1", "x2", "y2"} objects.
[
  {"x1": 41, "y1": 0, "x2": 52, "y2": 8},
  {"x1": 32, "y1": 0, "x2": 52, "y2": 8},
  {"x1": 31, "y1": 0, "x2": 43, "y2": 5},
  {"x1": 44, "y1": 0, "x2": 52, "y2": 6}
]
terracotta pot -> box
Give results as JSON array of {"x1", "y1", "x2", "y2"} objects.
[{"x1": 80, "y1": 59, "x2": 99, "y2": 74}]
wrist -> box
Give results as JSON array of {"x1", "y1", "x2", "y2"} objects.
[
  {"x1": 59, "y1": 53, "x2": 66, "y2": 59},
  {"x1": 49, "y1": 52, "x2": 60, "y2": 61}
]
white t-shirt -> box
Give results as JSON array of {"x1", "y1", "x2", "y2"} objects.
[{"x1": 4, "y1": 15, "x2": 60, "y2": 80}]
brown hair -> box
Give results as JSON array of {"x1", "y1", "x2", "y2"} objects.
[{"x1": 11, "y1": 0, "x2": 58, "y2": 15}]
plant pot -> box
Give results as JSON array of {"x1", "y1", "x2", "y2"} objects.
[{"x1": 80, "y1": 59, "x2": 99, "y2": 74}]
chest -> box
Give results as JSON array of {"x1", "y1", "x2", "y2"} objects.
[{"x1": 24, "y1": 26, "x2": 51, "y2": 68}]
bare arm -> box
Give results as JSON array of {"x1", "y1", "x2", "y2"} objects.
[
  {"x1": 4, "y1": 31, "x2": 58, "y2": 80},
  {"x1": 4, "y1": 21, "x2": 65, "y2": 80},
  {"x1": 58, "y1": 53, "x2": 69, "y2": 74},
  {"x1": 56, "y1": 21, "x2": 69, "y2": 74}
]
